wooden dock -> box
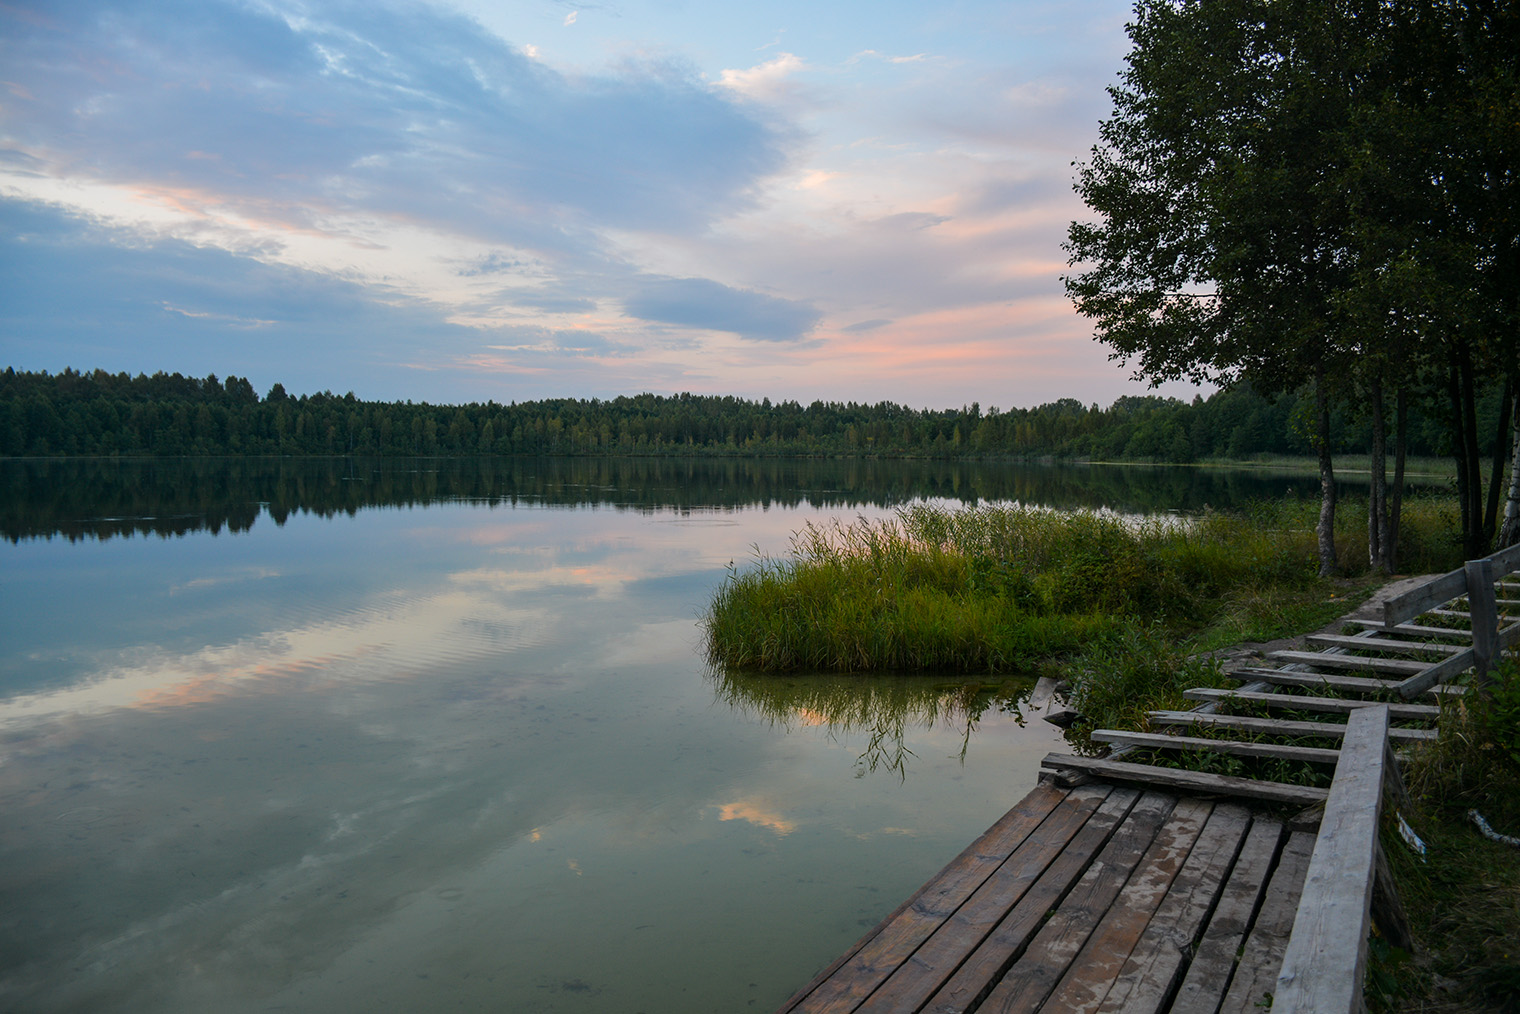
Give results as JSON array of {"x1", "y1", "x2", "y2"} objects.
[{"x1": 777, "y1": 542, "x2": 1520, "y2": 1014}]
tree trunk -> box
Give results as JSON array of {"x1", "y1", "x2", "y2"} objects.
[
  {"x1": 1484, "y1": 376, "x2": 1513, "y2": 546},
  {"x1": 1368, "y1": 372, "x2": 1388, "y2": 572},
  {"x1": 1449, "y1": 358, "x2": 1481, "y2": 559},
  {"x1": 1501, "y1": 387, "x2": 1520, "y2": 548},
  {"x1": 1459, "y1": 352, "x2": 1486, "y2": 557},
  {"x1": 1386, "y1": 387, "x2": 1407, "y2": 572},
  {"x1": 1316, "y1": 370, "x2": 1337, "y2": 576}
]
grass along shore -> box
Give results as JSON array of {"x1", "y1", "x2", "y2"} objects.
[
  {"x1": 702, "y1": 495, "x2": 1460, "y2": 679},
  {"x1": 701, "y1": 495, "x2": 1519, "y2": 1011}
]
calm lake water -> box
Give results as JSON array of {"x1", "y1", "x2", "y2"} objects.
[{"x1": 0, "y1": 457, "x2": 1371, "y2": 1012}]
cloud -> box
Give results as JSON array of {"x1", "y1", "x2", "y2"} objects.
[
  {"x1": 0, "y1": 200, "x2": 480, "y2": 394},
  {"x1": 716, "y1": 53, "x2": 806, "y2": 103},
  {"x1": 622, "y1": 277, "x2": 821, "y2": 343},
  {"x1": 0, "y1": 0, "x2": 793, "y2": 240}
]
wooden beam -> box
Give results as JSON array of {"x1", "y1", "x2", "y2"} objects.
[
  {"x1": 1342, "y1": 619, "x2": 1472, "y2": 640},
  {"x1": 1090, "y1": 729, "x2": 1341, "y2": 765},
  {"x1": 1039, "y1": 753, "x2": 1329, "y2": 807},
  {"x1": 1182, "y1": 688, "x2": 1440, "y2": 720},
  {"x1": 1267, "y1": 650, "x2": 1428, "y2": 675},
  {"x1": 1488, "y1": 538, "x2": 1520, "y2": 577},
  {"x1": 1468, "y1": 558, "x2": 1499, "y2": 680},
  {"x1": 1274, "y1": 705, "x2": 1391, "y2": 1014},
  {"x1": 1227, "y1": 667, "x2": 1411, "y2": 695},
  {"x1": 1147, "y1": 710, "x2": 1438, "y2": 743},
  {"x1": 1381, "y1": 569, "x2": 1466, "y2": 628},
  {"x1": 1395, "y1": 646, "x2": 1476, "y2": 699},
  {"x1": 1303, "y1": 633, "x2": 1465, "y2": 656}
]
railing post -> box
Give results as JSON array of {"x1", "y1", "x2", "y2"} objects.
[{"x1": 1467, "y1": 558, "x2": 1499, "y2": 683}]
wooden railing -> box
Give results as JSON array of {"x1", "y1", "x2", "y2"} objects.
[
  {"x1": 1273, "y1": 704, "x2": 1393, "y2": 1014},
  {"x1": 1387, "y1": 541, "x2": 1520, "y2": 697}
]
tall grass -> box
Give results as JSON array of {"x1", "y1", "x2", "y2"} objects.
[
  {"x1": 703, "y1": 495, "x2": 1467, "y2": 676},
  {"x1": 1372, "y1": 661, "x2": 1520, "y2": 1011}
]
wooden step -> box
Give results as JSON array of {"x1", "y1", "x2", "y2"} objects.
[
  {"x1": 1091, "y1": 729, "x2": 1341, "y2": 765},
  {"x1": 1183, "y1": 688, "x2": 1440, "y2": 721},
  {"x1": 1039, "y1": 753, "x2": 1328, "y2": 807},
  {"x1": 1228, "y1": 667, "x2": 1408, "y2": 695},
  {"x1": 1147, "y1": 710, "x2": 1437, "y2": 743},
  {"x1": 1228, "y1": 667, "x2": 1466, "y2": 697},
  {"x1": 1267, "y1": 650, "x2": 1428, "y2": 675},
  {"x1": 1342, "y1": 619, "x2": 1472, "y2": 640},
  {"x1": 1303, "y1": 633, "x2": 1464, "y2": 657}
]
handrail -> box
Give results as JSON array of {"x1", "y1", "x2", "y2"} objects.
[
  {"x1": 1392, "y1": 545, "x2": 1520, "y2": 697},
  {"x1": 1382, "y1": 541, "x2": 1520, "y2": 630},
  {"x1": 1274, "y1": 704, "x2": 1393, "y2": 1013}
]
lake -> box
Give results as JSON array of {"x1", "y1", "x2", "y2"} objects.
[{"x1": 0, "y1": 456, "x2": 1365, "y2": 1012}]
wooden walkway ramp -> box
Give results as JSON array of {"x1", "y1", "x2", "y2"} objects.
[
  {"x1": 778, "y1": 781, "x2": 1320, "y2": 1014},
  {"x1": 779, "y1": 543, "x2": 1520, "y2": 1014}
]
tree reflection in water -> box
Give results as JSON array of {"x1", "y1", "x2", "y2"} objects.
[{"x1": 709, "y1": 670, "x2": 1036, "y2": 780}]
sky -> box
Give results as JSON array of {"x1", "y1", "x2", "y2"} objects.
[{"x1": 0, "y1": 0, "x2": 1205, "y2": 408}]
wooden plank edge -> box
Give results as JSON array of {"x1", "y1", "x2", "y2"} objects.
[
  {"x1": 773, "y1": 781, "x2": 1074, "y2": 1013},
  {"x1": 1147, "y1": 711, "x2": 1438, "y2": 743},
  {"x1": 1039, "y1": 753, "x2": 1328, "y2": 807},
  {"x1": 1090, "y1": 729, "x2": 1341, "y2": 765},
  {"x1": 1273, "y1": 706, "x2": 1390, "y2": 1014}
]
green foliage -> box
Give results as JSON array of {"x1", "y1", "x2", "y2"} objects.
[
  {"x1": 1377, "y1": 659, "x2": 1520, "y2": 1011},
  {"x1": 0, "y1": 367, "x2": 1491, "y2": 462},
  {"x1": 702, "y1": 498, "x2": 1391, "y2": 675},
  {"x1": 1060, "y1": 624, "x2": 1236, "y2": 738}
]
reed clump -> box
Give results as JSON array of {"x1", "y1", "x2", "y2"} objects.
[{"x1": 703, "y1": 501, "x2": 1339, "y2": 674}]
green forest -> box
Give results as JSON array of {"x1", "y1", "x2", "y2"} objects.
[{"x1": 0, "y1": 366, "x2": 1505, "y2": 463}]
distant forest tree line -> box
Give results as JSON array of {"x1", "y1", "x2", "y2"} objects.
[{"x1": 1, "y1": 366, "x2": 1508, "y2": 463}]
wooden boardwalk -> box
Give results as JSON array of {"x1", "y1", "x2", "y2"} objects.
[
  {"x1": 779, "y1": 782, "x2": 1315, "y2": 1013},
  {"x1": 778, "y1": 543, "x2": 1520, "y2": 1014}
]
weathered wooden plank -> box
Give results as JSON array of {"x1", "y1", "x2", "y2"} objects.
[
  {"x1": 1381, "y1": 568, "x2": 1466, "y2": 628},
  {"x1": 1040, "y1": 798, "x2": 1215, "y2": 1014},
  {"x1": 1469, "y1": 559, "x2": 1499, "y2": 679},
  {"x1": 920, "y1": 786, "x2": 1145, "y2": 1014},
  {"x1": 1274, "y1": 705, "x2": 1390, "y2": 1014},
  {"x1": 1218, "y1": 830, "x2": 1318, "y2": 1013},
  {"x1": 1226, "y1": 666, "x2": 1410, "y2": 695},
  {"x1": 1039, "y1": 754, "x2": 1329, "y2": 807},
  {"x1": 972, "y1": 792, "x2": 1181, "y2": 1014},
  {"x1": 1091, "y1": 728, "x2": 1342, "y2": 765},
  {"x1": 778, "y1": 781, "x2": 1077, "y2": 1014},
  {"x1": 1147, "y1": 710, "x2": 1438, "y2": 743},
  {"x1": 1182, "y1": 688, "x2": 1440, "y2": 720},
  {"x1": 1303, "y1": 633, "x2": 1465, "y2": 656},
  {"x1": 1372, "y1": 841, "x2": 1414, "y2": 954},
  {"x1": 1095, "y1": 804, "x2": 1253, "y2": 1014},
  {"x1": 1395, "y1": 645, "x2": 1477, "y2": 699},
  {"x1": 1489, "y1": 539, "x2": 1520, "y2": 576},
  {"x1": 852, "y1": 784, "x2": 1122, "y2": 1014},
  {"x1": 1168, "y1": 818, "x2": 1287, "y2": 1014},
  {"x1": 1267, "y1": 650, "x2": 1428, "y2": 675},
  {"x1": 968, "y1": 793, "x2": 1179, "y2": 1014},
  {"x1": 1342, "y1": 619, "x2": 1472, "y2": 640}
]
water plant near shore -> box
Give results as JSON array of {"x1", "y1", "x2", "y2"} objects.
[
  {"x1": 703, "y1": 500, "x2": 1326, "y2": 674},
  {"x1": 703, "y1": 495, "x2": 1465, "y2": 679}
]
